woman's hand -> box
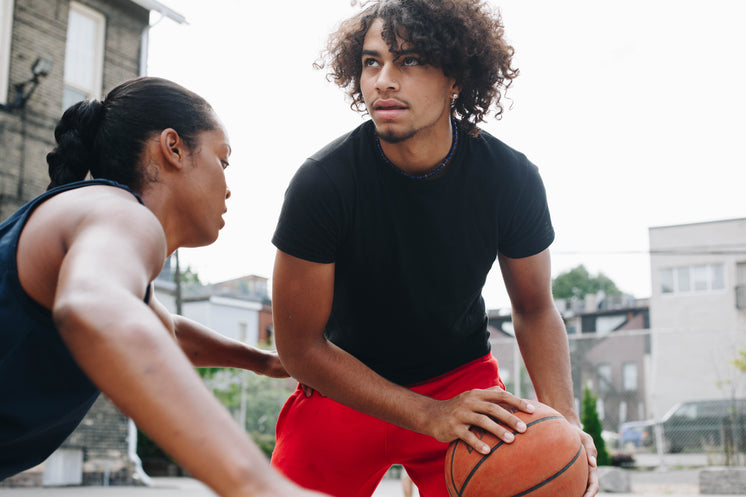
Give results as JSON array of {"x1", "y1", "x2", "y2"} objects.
[{"x1": 258, "y1": 350, "x2": 290, "y2": 378}]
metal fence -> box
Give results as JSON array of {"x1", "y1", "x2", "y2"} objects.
[{"x1": 490, "y1": 327, "x2": 746, "y2": 467}]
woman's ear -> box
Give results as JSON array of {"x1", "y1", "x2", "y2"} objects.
[{"x1": 159, "y1": 128, "x2": 186, "y2": 170}]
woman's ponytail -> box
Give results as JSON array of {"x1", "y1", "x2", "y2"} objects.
[{"x1": 46, "y1": 99, "x2": 105, "y2": 190}]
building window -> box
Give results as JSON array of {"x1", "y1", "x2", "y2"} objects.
[
  {"x1": 676, "y1": 267, "x2": 691, "y2": 292},
  {"x1": 659, "y1": 263, "x2": 726, "y2": 295},
  {"x1": 711, "y1": 264, "x2": 725, "y2": 291},
  {"x1": 0, "y1": 0, "x2": 13, "y2": 105},
  {"x1": 660, "y1": 268, "x2": 674, "y2": 294},
  {"x1": 692, "y1": 265, "x2": 708, "y2": 291},
  {"x1": 597, "y1": 363, "x2": 612, "y2": 394},
  {"x1": 63, "y1": 2, "x2": 105, "y2": 110},
  {"x1": 622, "y1": 362, "x2": 637, "y2": 392}
]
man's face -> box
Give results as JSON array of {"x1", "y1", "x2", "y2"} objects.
[{"x1": 360, "y1": 18, "x2": 457, "y2": 144}]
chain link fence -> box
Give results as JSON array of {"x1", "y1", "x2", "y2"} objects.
[{"x1": 490, "y1": 327, "x2": 746, "y2": 468}]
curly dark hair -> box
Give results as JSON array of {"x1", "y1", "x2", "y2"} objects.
[{"x1": 316, "y1": 0, "x2": 519, "y2": 136}]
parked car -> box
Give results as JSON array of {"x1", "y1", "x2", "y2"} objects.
[
  {"x1": 619, "y1": 420, "x2": 655, "y2": 449},
  {"x1": 602, "y1": 429, "x2": 621, "y2": 451},
  {"x1": 660, "y1": 398, "x2": 746, "y2": 453}
]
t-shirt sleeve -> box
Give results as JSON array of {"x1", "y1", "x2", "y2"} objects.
[
  {"x1": 497, "y1": 161, "x2": 555, "y2": 259},
  {"x1": 272, "y1": 160, "x2": 346, "y2": 264}
]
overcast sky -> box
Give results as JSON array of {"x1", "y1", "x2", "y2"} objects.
[{"x1": 146, "y1": 0, "x2": 746, "y2": 310}]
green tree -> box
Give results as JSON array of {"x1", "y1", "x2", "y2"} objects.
[
  {"x1": 552, "y1": 265, "x2": 621, "y2": 300},
  {"x1": 581, "y1": 386, "x2": 610, "y2": 466},
  {"x1": 733, "y1": 349, "x2": 746, "y2": 373},
  {"x1": 181, "y1": 265, "x2": 202, "y2": 285},
  {"x1": 200, "y1": 368, "x2": 294, "y2": 458}
]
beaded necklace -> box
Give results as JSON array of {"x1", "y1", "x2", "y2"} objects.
[{"x1": 375, "y1": 118, "x2": 459, "y2": 180}]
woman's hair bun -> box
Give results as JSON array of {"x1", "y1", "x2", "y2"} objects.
[{"x1": 46, "y1": 99, "x2": 105, "y2": 189}]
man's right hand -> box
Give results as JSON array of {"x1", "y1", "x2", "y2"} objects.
[{"x1": 425, "y1": 387, "x2": 536, "y2": 454}]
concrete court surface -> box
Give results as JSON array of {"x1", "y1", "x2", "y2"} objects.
[
  {"x1": 0, "y1": 472, "x2": 736, "y2": 497},
  {"x1": 0, "y1": 477, "x2": 732, "y2": 497}
]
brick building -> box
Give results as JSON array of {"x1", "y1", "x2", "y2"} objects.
[
  {"x1": 0, "y1": 0, "x2": 183, "y2": 217},
  {"x1": 1, "y1": 0, "x2": 184, "y2": 487}
]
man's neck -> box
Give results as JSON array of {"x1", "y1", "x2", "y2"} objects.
[{"x1": 378, "y1": 119, "x2": 455, "y2": 176}]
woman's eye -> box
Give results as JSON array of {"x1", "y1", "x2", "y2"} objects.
[{"x1": 221, "y1": 161, "x2": 230, "y2": 170}]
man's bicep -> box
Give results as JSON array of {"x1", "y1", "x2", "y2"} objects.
[
  {"x1": 498, "y1": 249, "x2": 554, "y2": 314},
  {"x1": 272, "y1": 250, "x2": 335, "y2": 348}
]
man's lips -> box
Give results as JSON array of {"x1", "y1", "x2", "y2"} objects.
[
  {"x1": 374, "y1": 99, "x2": 407, "y2": 110},
  {"x1": 374, "y1": 99, "x2": 407, "y2": 119}
]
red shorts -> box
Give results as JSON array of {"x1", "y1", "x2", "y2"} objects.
[{"x1": 271, "y1": 353, "x2": 505, "y2": 497}]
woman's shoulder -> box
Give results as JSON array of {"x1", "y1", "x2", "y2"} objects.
[{"x1": 28, "y1": 182, "x2": 164, "y2": 262}]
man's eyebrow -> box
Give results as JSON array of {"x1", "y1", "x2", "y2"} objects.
[{"x1": 361, "y1": 48, "x2": 419, "y2": 58}]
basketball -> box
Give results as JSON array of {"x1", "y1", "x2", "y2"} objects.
[{"x1": 445, "y1": 402, "x2": 588, "y2": 497}]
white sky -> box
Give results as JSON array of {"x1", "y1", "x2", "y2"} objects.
[{"x1": 146, "y1": 0, "x2": 746, "y2": 310}]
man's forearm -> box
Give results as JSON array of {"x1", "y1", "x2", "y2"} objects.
[{"x1": 513, "y1": 307, "x2": 579, "y2": 425}]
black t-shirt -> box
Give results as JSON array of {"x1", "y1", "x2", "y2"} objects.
[{"x1": 273, "y1": 120, "x2": 554, "y2": 385}]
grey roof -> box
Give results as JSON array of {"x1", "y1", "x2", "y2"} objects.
[{"x1": 129, "y1": 0, "x2": 187, "y2": 24}]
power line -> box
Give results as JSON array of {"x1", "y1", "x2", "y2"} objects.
[{"x1": 554, "y1": 247, "x2": 746, "y2": 256}]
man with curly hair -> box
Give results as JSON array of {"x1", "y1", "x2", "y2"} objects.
[{"x1": 270, "y1": 1, "x2": 598, "y2": 496}]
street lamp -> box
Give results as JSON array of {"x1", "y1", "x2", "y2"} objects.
[{"x1": 0, "y1": 56, "x2": 53, "y2": 111}]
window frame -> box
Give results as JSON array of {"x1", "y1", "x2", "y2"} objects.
[
  {"x1": 658, "y1": 263, "x2": 726, "y2": 295},
  {"x1": 596, "y1": 363, "x2": 612, "y2": 394},
  {"x1": 0, "y1": 0, "x2": 14, "y2": 105},
  {"x1": 63, "y1": 1, "x2": 105, "y2": 110},
  {"x1": 622, "y1": 362, "x2": 638, "y2": 392}
]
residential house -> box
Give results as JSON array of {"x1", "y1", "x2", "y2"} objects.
[
  {"x1": 488, "y1": 294, "x2": 651, "y2": 431},
  {"x1": 488, "y1": 217, "x2": 746, "y2": 434},
  {"x1": 154, "y1": 257, "x2": 273, "y2": 347},
  {"x1": 648, "y1": 218, "x2": 746, "y2": 420},
  {"x1": 0, "y1": 0, "x2": 184, "y2": 487}
]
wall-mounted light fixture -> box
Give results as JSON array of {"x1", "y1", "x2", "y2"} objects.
[{"x1": 0, "y1": 56, "x2": 53, "y2": 112}]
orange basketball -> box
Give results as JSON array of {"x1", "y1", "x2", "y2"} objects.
[{"x1": 445, "y1": 402, "x2": 588, "y2": 497}]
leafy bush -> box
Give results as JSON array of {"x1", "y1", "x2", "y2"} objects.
[{"x1": 581, "y1": 386, "x2": 611, "y2": 466}]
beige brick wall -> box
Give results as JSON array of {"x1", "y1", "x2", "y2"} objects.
[{"x1": 1, "y1": 0, "x2": 148, "y2": 220}]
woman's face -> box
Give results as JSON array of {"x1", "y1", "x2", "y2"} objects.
[{"x1": 180, "y1": 123, "x2": 232, "y2": 247}]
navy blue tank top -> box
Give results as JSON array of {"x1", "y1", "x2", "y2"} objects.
[{"x1": 0, "y1": 179, "x2": 145, "y2": 480}]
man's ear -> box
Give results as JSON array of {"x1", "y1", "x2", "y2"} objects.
[
  {"x1": 450, "y1": 79, "x2": 462, "y2": 96},
  {"x1": 159, "y1": 128, "x2": 186, "y2": 170}
]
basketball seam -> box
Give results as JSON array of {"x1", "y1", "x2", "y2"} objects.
[
  {"x1": 448, "y1": 440, "x2": 461, "y2": 497},
  {"x1": 510, "y1": 443, "x2": 584, "y2": 497},
  {"x1": 452, "y1": 415, "x2": 565, "y2": 497}
]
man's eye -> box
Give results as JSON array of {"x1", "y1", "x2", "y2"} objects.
[
  {"x1": 401, "y1": 56, "x2": 420, "y2": 66},
  {"x1": 363, "y1": 58, "x2": 380, "y2": 67},
  {"x1": 221, "y1": 161, "x2": 230, "y2": 170}
]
